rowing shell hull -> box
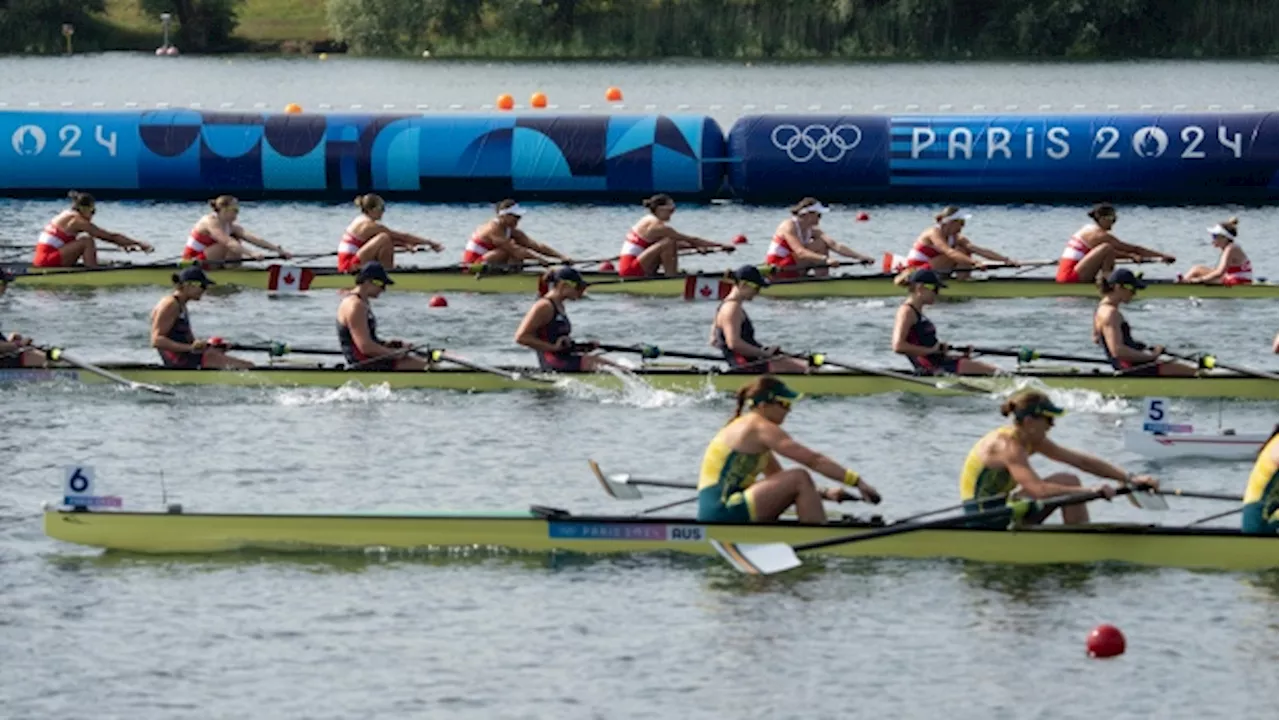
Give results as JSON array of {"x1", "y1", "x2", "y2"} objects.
[
  {"x1": 2, "y1": 365, "x2": 1274, "y2": 399},
  {"x1": 41, "y1": 509, "x2": 1276, "y2": 571},
  {"x1": 8, "y1": 264, "x2": 1277, "y2": 300},
  {"x1": 1123, "y1": 430, "x2": 1270, "y2": 460}
]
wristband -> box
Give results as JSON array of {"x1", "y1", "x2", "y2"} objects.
[{"x1": 843, "y1": 469, "x2": 861, "y2": 487}]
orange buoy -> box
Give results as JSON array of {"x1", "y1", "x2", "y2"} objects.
[
  {"x1": 732, "y1": 234, "x2": 748, "y2": 245},
  {"x1": 856, "y1": 211, "x2": 870, "y2": 222},
  {"x1": 428, "y1": 295, "x2": 448, "y2": 308},
  {"x1": 598, "y1": 261, "x2": 616, "y2": 272},
  {"x1": 530, "y1": 92, "x2": 548, "y2": 109},
  {"x1": 497, "y1": 94, "x2": 514, "y2": 111},
  {"x1": 1086, "y1": 624, "x2": 1125, "y2": 658},
  {"x1": 284, "y1": 103, "x2": 302, "y2": 114},
  {"x1": 605, "y1": 86, "x2": 623, "y2": 102}
]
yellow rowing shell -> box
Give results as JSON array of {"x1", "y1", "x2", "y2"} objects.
[
  {"x1": 7, "y1": 264, "x2": 1277, "y2": 299},
  {"x1": 41, "y1": 507, "x2": 1277, "y2": 571},
  {"x1": 2, "y1": 364, "x2": 1273, "y2": 399}
]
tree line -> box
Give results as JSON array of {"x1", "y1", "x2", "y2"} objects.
[{"x1": 2, "y1": 0, "x2": 1276, "y2": 58}]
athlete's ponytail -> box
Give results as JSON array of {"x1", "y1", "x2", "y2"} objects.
[
  {"x1": 210, "y1": 195, "x2": 237, "y2": 212},
  {"x1": 67, "y1": 190, "x2": 95, "y2": 209},
  {"x1": 1096, "y1": 276, "x2": 1116, "y2": 295},
  {"x1": 354, "y1": 194, "x2": 384, "y2": 214},
  {"x1": 537, "y1": 268, "x2": 556, "y2": 297},
  {"x1": 731, "y1": 375, "x2": 786, "y2": 421},
  {"x1": 642, "y1": 193, "x2": 673, "y2": 212}
]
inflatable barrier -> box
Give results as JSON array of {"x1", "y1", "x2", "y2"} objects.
[
  {"x1": 0, "y1": 110, "x2": 1275, "y2": 204},
  {"x1": 0, "y1": 110, "x2": 725, "y2": 201}
]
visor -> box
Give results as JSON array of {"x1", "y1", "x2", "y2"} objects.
[
  {"x1": 1015, "y1": 400, "x2": 1065, "y2": 420},
  {"x1": 797, "y1": 203, "x2": 830, "y2": 216},
  {"x1": 499, "y1": 204, "x2": 525, "y2": 217}
]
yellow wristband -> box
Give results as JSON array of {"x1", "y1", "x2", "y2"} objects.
[{"x1": 843, "y1": 469, "x2": 861, "y2": 487}]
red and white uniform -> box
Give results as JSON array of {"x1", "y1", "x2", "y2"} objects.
[
  {"x1": 462, "y1": 225, "x2": 510, "y2": 264},
  {"x1": 33, "y1": 222, "x2": 77, "y2": 267},
  {"x1": 337, "y1": 231, "x2": 366, "y2": 272},
  {"x1": 1223, "y1": 257, "x2": 1253, "y2": 286},
  {"x1": 617, "y1": 220, "x2": 656, "y2": 277},
  {"x1": 764, "y1": 219, "x2": 810, "y2": 269},
  {"x1": 905, "y1": 233, "x2": 956, "y2": 269},
  {"x1": 182, "y1": 220, "x2": 234, "y2": 261},
  {"x1": 1055, "y1": 225, "x2": 1096, "y2": 283}
]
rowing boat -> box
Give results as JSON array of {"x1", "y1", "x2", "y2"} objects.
[
  {"x1": 1123, "y1": 430, "x2": 1270, "y2": 460},
  {"x1": 5, "y1": 263, "x2": 1275, "y2": 300},
  {"x1": 2, "y1": 364, "x2": 1274, "y2": 399},
  {"x1": 40, "y1": 504, "x2": 1275, "y2": 570}
]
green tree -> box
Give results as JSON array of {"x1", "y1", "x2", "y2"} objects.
[{"x1": 0, "y1": 0, "x2": 107, "y2": 53}]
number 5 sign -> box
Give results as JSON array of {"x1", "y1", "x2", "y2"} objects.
[{"x1": 64, "y1": 465, "x2": 95, "y2": 497}]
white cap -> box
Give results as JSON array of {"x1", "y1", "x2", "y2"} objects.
[
  {"x1": 798, "y1": 202, "x2": 830, "y2": 215},
  {"x1": 938, "y1": 209, "x2": 972, "y2": 224},
  {"x1": 1206, "y1": 224, "x2": 1233, "y2": 239},
  {"x1": 499, "y1": 203, "x2": 525, "y2": 217}
]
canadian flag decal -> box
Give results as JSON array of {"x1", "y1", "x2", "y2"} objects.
[
  {"x1": 682, "y1": 276, "x2": 732, "y2": 301},
  {"x1": 268, "y1": 265, "x2": 315, "y2": 293},
  {"x1": 881, "y1": 252, "x2": 909, "y2": 273}
]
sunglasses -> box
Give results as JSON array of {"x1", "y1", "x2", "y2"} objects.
[
  {"x1": 371, "y1": 279, "x2": 388, "y2": 288},
  {"x1": 773, "y1": 397, "x2": 794, "y2": 409},
  {"x1": 922, "y1": 283, "x2": 942, "y2": 292}
]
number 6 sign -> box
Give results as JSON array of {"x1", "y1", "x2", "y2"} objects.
[{"x1": 63, "y1": 465, "x2": 95, "y2": 497}]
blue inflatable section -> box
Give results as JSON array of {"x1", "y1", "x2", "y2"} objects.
[
  {"x1": 0, "y1": 110, "x2": 1275, "y2": 204},
  {"x1": 0, "y1": 111, "x2": 725, "y2": 201},
  {"x1": 726, "y1": 112, "x2": 1278, "y2": 203}
]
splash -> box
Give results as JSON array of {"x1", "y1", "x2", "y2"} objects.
[
  {"x1": 977, "y1": 373, "x2": 1133, "y2": 416},
  {"x1": 275, "y1": 381, "x2": 396, "y2": 406},
  {"x1": 557, "y1": 366, "x2": 721, "y2": 409}
]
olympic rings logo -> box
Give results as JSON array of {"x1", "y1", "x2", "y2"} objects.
[{"x1": 770, "y1": 123, "x2": 863, "y2": 163}]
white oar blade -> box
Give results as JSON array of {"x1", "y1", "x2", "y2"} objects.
[
  {"x1": 603, "y1": 474, "x2": 644, "y2": 500},
  {"x1": 1128, "y1": 489, "x2": 1168, "y2": 511},
  {"x1": 710, "y1": 540, "x2": 800, "y2": 575},
  {"x1": 132, "y1": 382, "x2": 175, "y2": 397}
]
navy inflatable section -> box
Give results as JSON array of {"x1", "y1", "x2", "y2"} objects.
[
  {"x1": 0, "y1": 110, "x2": 726, "y2": 201},
  {"x1": 726, "y1": 112, "x2": 1278, "y2": 204}
]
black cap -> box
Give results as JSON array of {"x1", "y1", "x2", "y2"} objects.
[
  {"x1": 356, "y1": 261, "x2": 395, "y2": 286},
  {"x1": 1108, "y1": 268, "x2": 1147, "y2": 290},
  {"x1": 177, "y1": 266, "x2": 216, "y2": 287},
  {"x1": 549, "y1": 266, "x2": 587, "y2": 286},
  {"x1": 907, "y1": 268, "x2": 947, "y2": 288},
  {"x1": 733, "y1": 264, "x2": 770, "y2": 287}
]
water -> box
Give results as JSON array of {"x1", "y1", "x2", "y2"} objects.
[{"x1": 1, "y1": 56, "x2": 1277, "y2": 720}]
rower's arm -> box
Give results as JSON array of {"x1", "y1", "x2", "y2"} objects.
[
  {"x1": 996, "y1": 439, "x2": 1092, "y2": 498},
  {"x1": 1105, "y1": 233, "x2": 1174, "y2": 262},
  {"x1": 962, "y1": 238, "x2": 1012, "y2": 264},
  {"x1": 933, "y1": 237, "x2": 974, "y2": 264},
  {"x1": 342, "y1": 303, "x2": 393, "y2": 358},
  {"x1": 783, "y1": 233, "x2": 828, "y2": 263},
  {"x1": 383, "y1": 224, "x2": 443, "y2": 251},
  {"x1": 514, "y1": 301, "x2": 561, "y2": 353},
  {"x1": 1195, "y1": 249, "x2": 1232, "y2": 283},
  {"x1": 150, "y1": 301, "x2": 196, "y2": 353},
  {"x1": 891, "y1": 305, "x2": 938, "y2": 356},
  {"x1": 514, "y1": 230, "x2": 571, "y2": 262},
  {"x1": 83, "y1": 221, "x2": 144, "y2": 249},
  {"x1": 1096, "y1": 311, "x2": 1155, "y2": 362},
  {"x1": 234, "y1": 226, "x2": 284, "y2": 255},
  {"x1": 1038, "y1": 438, "x2": 1129, "y2": 483},
  {"x1": 658, "y1": 226, "x2": 728, "y2": 251},
  {"x1": 490, "y1": 233, "x2": 542, "y2": 262},
  {"x1": 760, "y1": 422, "x2": 858, "y2": 485},
  {"x1": 717, "y1": 306, "x2": 768, "y2": 359},
  {"x1": 815, "y1": 230, "x2": 873, "y2": 262}
]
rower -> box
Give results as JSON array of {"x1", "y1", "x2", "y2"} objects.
[
  {"x1": 0, "y1": 268, "x2": 48, "y2": 368},
  {"x1": 1178, "y1": 217, "x2": 1252, "y2": 286},
  {"x1": 1056, "y1": 203, "x2": 1175, "y2": 284},
  {"x1": 1093, "y1": 268, "x2": 1197, "y2": 376},
  {"x1": 959, "y1": 389, "x2": 1158, "y2": 526},
  {"x1": 183, "y1": 195, "x2": 291, "y2": 264},
  {"x1": 891, "y1": 268, "x2": 997, "y2": 376},
  {"x1": 696, "y1": 376, "x2": 881, "y2": 524},
  {"x1": 616, "y1": 193, "x2": 734, "y2": 278},
  {"x1": 150, "y1": 267, "x2": 252, "y2": 370},
  {"x1": 904, "y1": 207, "x2": 1018, "y2": 275},
  {"x1": 710, "y1": 264, "x2": 808, "y2": 373},
  {"x1": 763, "y1": 197, "x2": 873, "y2": 278},
  {"x1": 338, "y1": 194, "x2": 443, "y2": 273},
  {"x1": 337, "y1": 262, "x2": 430, "y2": 371},
  {"x1": 462, "y1": 200, "x2": 572, "y2": 268},
  {"x1": 513, "y1": 267, "x2": 619, "y2": 372},
  {"x1": 32, "y1": 191, "x2": 153, "y2": 268},
  {"x1": 1241, "y1": 426, "x2": 1278, "y2": 536}
]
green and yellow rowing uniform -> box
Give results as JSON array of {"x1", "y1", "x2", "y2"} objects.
[
  {"x1": 697, "y1": 416, "x2": 771, "y2": 523},
  {"x1": 1242, "y1": 432, "x2": 1279, "y2": 535}
]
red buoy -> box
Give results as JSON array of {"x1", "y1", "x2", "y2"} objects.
[
  {"x1": 428, "y1": 295, "x2": 448, "y2": 308},
  {"x1": 1086, "y1": 624, "x2": 1125, "y2": 658},
  {"x1": 598, "y1": 261, "x2": 616, "y2": 272},
  {"x1": 733, "y1": 234, "x2": 748, "y2": 245},
  {"x1": 856, "y1": 211, "x2": 870, "y2": 222}
]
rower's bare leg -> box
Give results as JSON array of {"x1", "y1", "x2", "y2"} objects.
[
  {"x1": 746, "y1": 468, "x2": 826, "y2": 523},
  {"x1": 1073, "y1": 244, "x2": 1116, "y2": 284},
  {"x1": 1156, "y1": 361, "x2": 1200, "y2": 377},
  {"x1": 635, "y1": 238, "x2": 677, "y2": 276},
  {"x1": 393, "y1": 356, "x2": 429, "y2": 371},
  {"x1": 1041, "y1": 473, "x2": 1087, "y2": 524},
  {"x1": 767, "y1": 356, "x2": 810, "y2": 373},
  {"x1": 956, "y1": 358, "x2": 999, "y2": 375},
  {"x1": 582, "y1": 354, "x2": 627, "y2": 372},
  {"x1": 19, "y1": 348, "x2": 48, "y2": 367},
  {"x1": 1180, "y1": 264, "x2": 1215, "y2": 283},
  {"x1": 202, "y1": 349, "x2": 255, "y2": 370},
  {"x1": 357, "y1": 233, "x2": 397, "y2": 269},
  {"x1": 480, "y1": 248, "x2": 515, "y2": 267},
  {"x1": 60, "y1": 236, "x2": 97, "y2": 268}
]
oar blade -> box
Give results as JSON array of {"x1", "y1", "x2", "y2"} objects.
[
  {"x1": 588, "y1": 460, "x2": 643, "y2": 500},
  {"x1": 710, "y1": 540, "x2": 801, "y2": 575},
  {"x1": 1127, "y1": 488, "x2": 1168, "y2": 511},
  {"x1": 131, "y1": 382, "x2": 175, "y2": 397}
]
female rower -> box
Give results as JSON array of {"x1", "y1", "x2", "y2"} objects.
[
  {"x1": 904, "y1": 207, "x2": 1017, "y2": 273},
  {"x1": 150, "y1": 267, "x2": 252, "y2": 370},
  {"x1": 697, "y1": 376, "x2": 881, "y2": 524},
  {"x1": 1093, "y1": 268, "x2": 1197, "y2": 376},
  {"x1": 0, "y1": 269, "x2": 48, "y2": 368},
  {"x1": 617, "y1": 193, "x2": 734, "y2": 278},
  {"x1": 462, "y1": 200, "x2": 572, "y2": 267},
  {"x1": 709, "y1": 265, "x2": 808, "y2": 373},
  {"x1": 763, "y1": 197, "x2": 873, "y2": 277},
  {"x1": 32, "y1": 191, "x2": 152, "y2": 268},
  {"x1": 1241, "y1": 426, "x2": 1278, "y2": 535},
  {"x1": 338, "y1": 194, "x2": 443, "y2": 273},
  {"x1": 891, "y1": 268, "x2": 997, "y2": 376},
  {"x1": 1177, "y1": 217, "x2": 1252, "y2": 286},
  {"x1": 1056, "y1": 203, "x2": 1175, "y2": 284},
  {"x1": 336, "y1": 262, "x2": 429, "y2": 371},
  {"x1": 514, "y1": 267, "x2": 620, "y2": 372},
  {"x1": 183, "y1": 195, "x2": 291, "y2": 264},
  {"x1": 958, "y1": 390, "x2": 1158, "y2": 526}
]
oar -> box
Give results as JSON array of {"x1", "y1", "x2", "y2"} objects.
[
  {"x1": 226, "y1": 342, "x2": 345, "y2": 357},
  {"x1": 1159, "y1": 489, "x2": 1242, "y2": 502},
  {"x1": 592, "y1": 343, "x2": 726, "y2": 364},
  {"x1": 711, "y1": 486, "x2": 1139, "y2": 575},
  {"x1": 42, "y1": 347, "x2": 175, "y2": 397},
  {"x1": 967, "y1": 346, "x2": 1112, "y2": 366},
  {"x1": 418, "y1": 349, "x2": 557, "y2": 384},
  {"x1": 799, "y1": 352, "x2": 995, "y2": 395},
  {"x1": 1160, "y1": 350, "x2": 1278, "y2": 381},
  {"x1": 346, "y1": 344, "x2": 422, "y2": 370},
  {"x1": 1184, "y1": 507, "x2": 1244, "y2": 527}
]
